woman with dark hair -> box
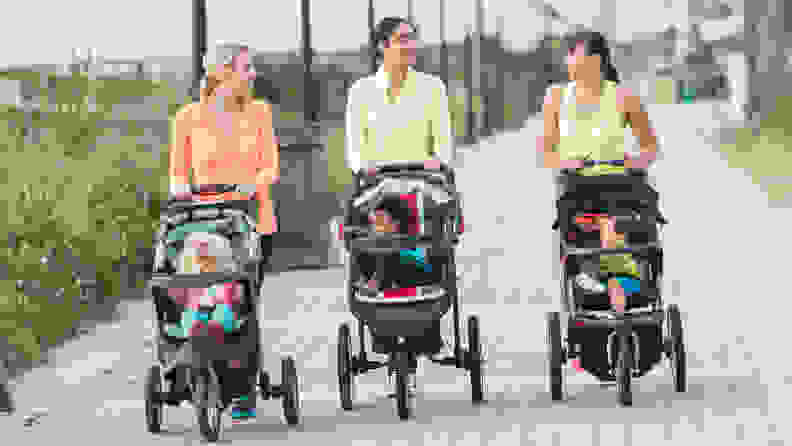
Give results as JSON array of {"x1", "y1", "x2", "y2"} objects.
[{"x1": 538, "y1": 30, "x2": 660, "y2": 313}]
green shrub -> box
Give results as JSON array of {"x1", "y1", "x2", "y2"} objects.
[
  {"x1": 718, "y1": 95, "x2": 792, "y2": 203},
  {"x1": 0, "y1": 71, "x2": 186, "y2": 361}
]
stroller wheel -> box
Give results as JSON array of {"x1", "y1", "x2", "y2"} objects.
[
  {"x1": 337, "y1": 323, "x2": 355, "y2": 411},
  {"x1": 616, "y1": 333, "x2": 633, "y2": 407},
  {"x1": 281, "y1": 357, "x2": 300, "y2": 426},
  {"x1": 258, "y1": 370, "x2": 271, "y2": 400},
  {"x1": 667, "y1": 304, "x2": 686, "y2": 393},
  {"x1": 547, "y1": 312, "x2": 564, "y2": 401},
  {"x1": 393, "y1": 351, "x2": 411, "y2": 421},
  {"x1": 144, "y1": 365, "x2": 163, "y2": 433},
  {"x1": 467, "y1": 315, "x2": 484, "y2": 403},
  {"x1": 194, "y1": 370, "x2": 222, "y2": 442}
]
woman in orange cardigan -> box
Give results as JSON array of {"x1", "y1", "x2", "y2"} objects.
[
  {"x1": 169, "y1": 42, "x2": 279, "y2": 271},
  {"x1": 168, "y1": 42, "x2": 278, "y2": 423}
]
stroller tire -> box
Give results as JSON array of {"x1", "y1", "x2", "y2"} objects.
[
  {"x1": 394, "y1": 351, "x2": 411, "y2": 420},
  {"x1": 667, "y1": 304, "x2": 686, "y2": 393},
  {"x1": 616, "y1": 333, "x2": 633, "y2": 407},
  {"x1": 467, "y1": 315, "x2": 484, "y2": 404},
  {"x1": 281, "y1": 357, "x2": 301, "y2": 426},
  {"x1": 337, "y1": 324, "x2": 355, "y2": 411},
  {"x1": 258, "y1": 370, "x2": 271, "y2": 400},
  {"x1": 195, "y1": 370, "x2": 222, "y2": 442},
  {"x1": 547, "y1": 312, "x2": 564, "y2": 401},
  {"x1": 144, "y1": 365, "x2": 163, "y2": 433}
]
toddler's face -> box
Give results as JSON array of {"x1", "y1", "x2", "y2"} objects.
[
  {"x1": 371, "y1": 210, "x2": 399, "y2": 233},
  {"x1": 196, "y1": 255, "x2": 217, "y2": 273}
]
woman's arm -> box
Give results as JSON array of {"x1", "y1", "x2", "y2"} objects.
[
  {"x1": 618, "y1": 88, "x2": 658, "y2": 169},
  {"x1": 252, "y1": 100, "x2": 279, "y2": 185},
  {"x1": 538, "y1": 85, "x2": 563, "y2": 169},
  {"x1": 429, "y1": 78, "x2": 454, "y2": 167},
  {"x1": 344, "y1": 81, "x2": 365, "y2": 174},
  {"x1": 169, "y1": 103, "x2": 195, "y2": 195}
]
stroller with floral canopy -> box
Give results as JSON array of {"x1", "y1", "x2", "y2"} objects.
[{"x1": 142, "y1": 184, "x2": 300, "y2": 442}]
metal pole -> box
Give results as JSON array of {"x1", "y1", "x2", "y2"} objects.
[
  {"x1": 301, "y1": 0, "x2": 315, "y2": 122},
  {"x1": 496, "y1": 15, "x2": 503, "y2": 131},
  {"x1": 464, "y1": 28, "x2": 474, "y2": 144},
  {"x1": 440, "y1": 0, "x2": 447, "y2": 87},
  {"x1": 369, "y1": 0, "x2": 377, "y2": 73},
  {"x1": 407, "y1": 0, "x2": 413, "y2": 23},
  {"x1": 473, "y1": 0, "x2": 484, "y2": 140},
  {"x1": 192, "y1": 0, "x2": 207, "y2": 102}
]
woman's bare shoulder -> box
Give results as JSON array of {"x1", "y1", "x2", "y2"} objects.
[
  {"x1": 248, "y1": 99, "x2": 273, "y2": 114},
  {"x1": 173, "y1": 101, "x2": 201, "y2": 123}
]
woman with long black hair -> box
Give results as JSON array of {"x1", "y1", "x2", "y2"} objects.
[{"x1": 539, "y1": 30, "x2": 660, "y2": 313}]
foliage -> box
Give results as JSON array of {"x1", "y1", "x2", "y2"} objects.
[{"x1": 0, "y1": 71, "x2": 187, "y2": 361}]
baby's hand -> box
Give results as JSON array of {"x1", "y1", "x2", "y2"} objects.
[{"x1": 424, "y1": 160, "x2": 442, "y2": 170}]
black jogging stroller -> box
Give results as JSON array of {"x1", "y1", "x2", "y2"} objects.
[
  {"x1": 547, "y1": 160, "x2": 687, "y2": 407},
  {"x1": 143, "y1": 184, "x2": 300, "y2": 441},
  {"x1": 335, "y1": 162, "x2": 484, "y2": 420}
]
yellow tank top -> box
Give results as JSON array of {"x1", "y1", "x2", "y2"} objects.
[{"x1": 556, "y1": 80, "x2": 631, "y2": 176}]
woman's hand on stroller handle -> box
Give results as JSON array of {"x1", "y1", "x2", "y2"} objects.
[{"x1": 582, "y1": 159, "x2": 625, "y2": 168}]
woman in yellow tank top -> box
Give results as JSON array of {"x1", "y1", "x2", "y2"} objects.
[{"x1": 538, "y1": 31, "x2": 660, "y2": 312}]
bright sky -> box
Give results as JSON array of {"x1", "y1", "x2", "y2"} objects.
[{"x1": 2, "y1": 0, "x2": 703, "y2": 68}]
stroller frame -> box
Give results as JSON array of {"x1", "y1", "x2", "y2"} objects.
[
  {"x1": 336, "y1": 164, "x2": 484, "y2": 420},
  {"x1": 143, "y1": 189, "x2": 300, "y2": 441},
  {"x1": 548, "y1": 171, "x2": 686, "y2": 407}
]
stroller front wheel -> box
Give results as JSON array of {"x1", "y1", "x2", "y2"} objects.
[
  {"x1": 393, "y1": 351, "x2": 412, "y2": 420},
  {"x1": 194, "y1": 369, "x2": 222, "y2": 442}
]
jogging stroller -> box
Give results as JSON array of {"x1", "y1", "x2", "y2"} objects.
[
  {"x1": 143, "y1": 184, "x2": 300, "y2": 442},
  {"x1": 335, "y1": 162, "x2": 484, "y2": 420},
  {"x1": 547, "y1": 160, "x2": 686, "y2": 407}
]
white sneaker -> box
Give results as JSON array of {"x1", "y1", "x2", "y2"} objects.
[
  {"x1": 430, "y1": 344, "x2": 454, "y2": 362},
  {"x1": 575, "y1": 272, "x2": 606, "y2": 294}
]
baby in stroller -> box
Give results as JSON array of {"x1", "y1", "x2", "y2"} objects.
[
  {"x1": 166, "y1": 232, "x2": 246, "y2": 339},
  {"x1": 348, "y1": 165, "x2": 460, "y2": 363},
  {"x1": 154, "y1": 206, "x2": 262, "y2": 423},
  {"x1": 351, "y1": 169, "x2": 455, "y2": 296},
  {"x1": 572, "y1": 211, "x2": 642, "y2": 313}
]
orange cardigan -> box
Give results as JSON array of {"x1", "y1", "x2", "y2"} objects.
[{"x1": 169, "y1": 103, "x2": 279, "y2": 234}]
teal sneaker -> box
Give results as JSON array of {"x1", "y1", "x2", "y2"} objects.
[{"x1": 230, "y1": 395, "x2": 256, "y2": 424}]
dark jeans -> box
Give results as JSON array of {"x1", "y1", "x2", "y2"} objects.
[
  {"x1": 0, "y1": 382, "x2": 13, "y2": 413},
  {"x1": 257, "y1": 234, "x2": 273, "y2": 283}
]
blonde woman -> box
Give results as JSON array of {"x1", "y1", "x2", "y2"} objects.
[
  {"x1": 170, "y1": 42, "x2": 279, "y2": 285},
  {"x1": 169, "y1": 42, "x2": 278, "y2": 423}
]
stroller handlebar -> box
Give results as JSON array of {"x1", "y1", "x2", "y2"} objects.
[
  {"x1": 190, "y1": 184, "x2": 240, "y2": 195},
  {"x1": 355, "y1": 162, "x2": 454, "y2": 185},
  {"x1": 582, "y1": 159, "x2": 625, "y2": 168},
  {"x1": 166, "y1": 184, "x2": 251, "y2": 207}
]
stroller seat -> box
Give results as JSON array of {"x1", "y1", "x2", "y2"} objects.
[{"x1": 152, "y1": 205, "x2": 260, "y2": 341}]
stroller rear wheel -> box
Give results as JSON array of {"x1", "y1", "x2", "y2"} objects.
[
  {"x1": 667, "y1": 304, "x2": 686, "y2": 392},
  {"x1": 258, "y1": 370, "x2": 271, "y2": 400},
  {"x1": 467, "y1": 315, "x2": 484, "y2": 403},
  {"x1": 547, "y1": 312, "x2": 564, "y2": 401},
  {"x1": 144, "y1": 365, "x2": 163, "y2": 433},
  {"x1": 337, "y1": 324, "x2": 355, "y2": 411},
  {"x1": 281, "y1": 357, "x2": 301, "y2": 426}
]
